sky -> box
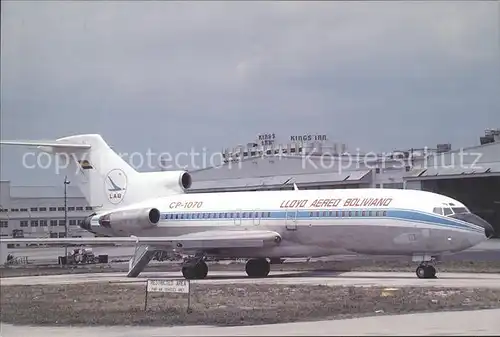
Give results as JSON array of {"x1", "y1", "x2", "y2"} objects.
[{"x1": 1, "y1": 1, "x2": 499, "y2": 186}]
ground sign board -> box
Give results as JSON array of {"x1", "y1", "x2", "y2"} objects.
[{"x1": 144, "y1": 278, "x2": 191, "y2": 312}]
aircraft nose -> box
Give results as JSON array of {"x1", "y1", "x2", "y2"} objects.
[{"x1": 450, "y1": 212, "x2": 495, "y2": 239}]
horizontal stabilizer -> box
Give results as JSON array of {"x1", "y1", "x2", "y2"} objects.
[
  {"x1": 0, "y1": 140, "x2": 91, "y2": 149},
  {"x1": 1, "y1": 230, "x2": 282, "y2": 249}
]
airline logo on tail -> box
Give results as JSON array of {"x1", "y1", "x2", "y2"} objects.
[{"x1": 105, "y1": 169, "x2": 127, "y2": 204}]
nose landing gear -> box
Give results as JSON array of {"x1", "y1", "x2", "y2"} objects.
[
  {"x1": 413, "y1": 254, "x2": 438, "y2": 279},
  {"x1": 416, "y1": 264, "x2": 437, "y2": 279}
]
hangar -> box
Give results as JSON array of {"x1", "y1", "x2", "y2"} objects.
[{"x1": 404, "y1": 129, "x2": 500, "y2": 236}]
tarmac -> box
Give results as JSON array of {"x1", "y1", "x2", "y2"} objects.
[
  {"x1": 1, "y1": 307, "x2": 499, "y2": 336},
  {"x1": 3, "y1": 270, "x2": 500, "y2": 289}
]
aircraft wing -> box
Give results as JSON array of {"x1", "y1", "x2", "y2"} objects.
[{"x1": 1, "y1": 230, "x2": 282, "y2": 249}]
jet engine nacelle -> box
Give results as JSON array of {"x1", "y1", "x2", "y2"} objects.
[
  {"x1": 148, "y1": 170, "x2": 192, "y2": 193},
  {"x1": 169, "y1": 171, "x2": 192, "y2": 191},
  {"x1": 98, "y1": 207, "x2": 161, "y2": 232}
]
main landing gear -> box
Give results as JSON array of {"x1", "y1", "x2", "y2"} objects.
[
  {"x1": 180, "y1": 257, "x2": 272, "y2": 280},
  {"x1": 416, "y1": 262, "x2": 437, "y2": 279},
  {"x1": 181, "y1": 257, "x2": 208, "y2": 280},
  {"x1": 245, "y1": 258, "x2": 271, "y2": 278}
]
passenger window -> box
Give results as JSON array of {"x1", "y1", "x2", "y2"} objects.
[
  {"x1": 323, "y1": 211, "x2": 327, "y2": 217},
  {"x1": 349, "y1": 211, "x2": 352, "y2": 217},
  {"x1": 267, "y1": 212, "x2": 271, "y2": 217},
  {"x1": 180, "y1": 214, "x2": 184, "y2": 219},
  {"x1": 383, "y1": 211, "x2": 387, "y2": 216},
  {"x1": 362, "y1": 211, "x2": 366, "y2": 216}
]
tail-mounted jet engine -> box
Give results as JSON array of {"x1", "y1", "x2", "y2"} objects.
[
  {"x1": 83, "y1": 208, "x2": 161, "y2": 233},
  {"x1": 99, "y1": 207, "x2": 161, "y2": 231}
]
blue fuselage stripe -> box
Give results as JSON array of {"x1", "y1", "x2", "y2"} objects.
[{"x1": 158, "y1": 208, "x2": 483, "y2": 234}]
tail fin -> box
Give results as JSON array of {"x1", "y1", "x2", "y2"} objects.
[{"x1": 1, "y1": 134, "x2": 192, "y2": 211}]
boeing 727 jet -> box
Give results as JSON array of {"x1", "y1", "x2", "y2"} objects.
[{"x1": 0, "y1": 134, "x2": 495, "y2": 280}]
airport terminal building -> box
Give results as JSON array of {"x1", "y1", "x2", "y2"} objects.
[
  {"x1": 1, "y1": 128, "x2": 499, "y2": 241},
  {"x1": 0, "y1": 182, "x2": 94, "y2": 240}
]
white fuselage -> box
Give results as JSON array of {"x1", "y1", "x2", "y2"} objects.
[{"x1": 88, "y1": 188, "x2": 488, "y2": 259}]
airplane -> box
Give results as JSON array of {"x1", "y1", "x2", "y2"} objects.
[{"x1": 0, "y1": 134, "x2": 495, "y2": 280}]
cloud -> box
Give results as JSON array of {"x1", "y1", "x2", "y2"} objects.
[{"x1": 1, "y1": 1, "x2": 499, "y2": 185}]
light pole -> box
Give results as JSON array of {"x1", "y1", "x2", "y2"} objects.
[{"x1": 64, "y1": 176, "x2": 70, "y2": 258}]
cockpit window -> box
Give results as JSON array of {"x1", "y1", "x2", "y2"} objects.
[
  {"x1": 443, "y1": 207, "x2": 453, "y2": 216},
  {"x1": 433, "y1": 207, "x2": 443, "y2": 215},
  {"x1": 433, "y1": 205, "x2": 470, "y2": 216},
  {"x1": 452, "y1": 207, "x2": 468, "y2": 214}
]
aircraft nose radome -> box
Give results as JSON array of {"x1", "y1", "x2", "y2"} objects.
[{"x1": 450, "y1": 213, "x2": 495, "y2": 239}]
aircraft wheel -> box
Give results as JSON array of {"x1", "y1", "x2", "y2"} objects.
[
  {"x1": 245, "y1": 258, "x2": 270, "y2": 278},
  {"x1": 196, "y1": 260, "x2": 208, "y2": 279},
  {"x1": 182, "y1": 260, "x2": 208, "y2": 280},
  {"x1": 416, "y1": 265, "x2": 437, "y2": 279},
  {"x1": 425, "y1": 265, "x2": 437, "y2": 278}
]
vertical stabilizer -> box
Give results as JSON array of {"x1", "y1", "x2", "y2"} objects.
[
  {"x1": 1, "y1": 134, "x2": 192, "y2": 212},
  {"x1": 54, "y1": 134, "x2": 139, "y2": 211}
]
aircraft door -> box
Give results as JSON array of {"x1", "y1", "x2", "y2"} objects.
[
  {"x1": 234, "y1": 209, "x2": 242, "y2": 226},
  {"x1": 285, "y1": 209, "x2": 298, "y2": 230},
  {"x1": 253, "y1": 210, "x2": 261, "y2": 226}
]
